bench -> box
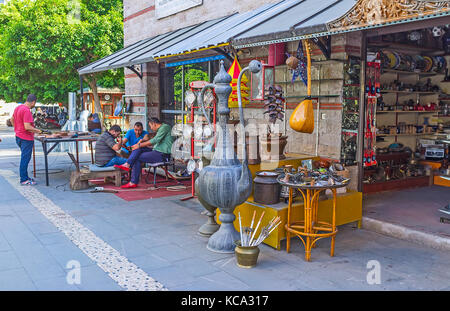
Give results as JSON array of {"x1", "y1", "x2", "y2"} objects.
[{"x1": 68, "y1": 153, "x2": 125, "y2": 190}]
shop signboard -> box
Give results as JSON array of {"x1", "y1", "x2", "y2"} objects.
[{"x1": 155, "y1": 0, "x2": 203, "y2": 19}]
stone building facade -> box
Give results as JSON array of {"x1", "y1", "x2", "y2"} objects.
[{"x1": 122, "y1": 0, "x2": 361, "y2": 169}]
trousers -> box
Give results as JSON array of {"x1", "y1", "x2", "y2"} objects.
[
  {"x1": 16, "y1": 137, "x2": 34, "y2": 182},
  {"x1": 127, "y1": 147, "x2": 169, "y2": 184}
]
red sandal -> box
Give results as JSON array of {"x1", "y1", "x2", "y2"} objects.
[
  {"x1": 121, "y1": 182, "x2": 137, "y2": 189},
  {"x1": 114, "y1": 164, "x2": 130, "y2": 172}
]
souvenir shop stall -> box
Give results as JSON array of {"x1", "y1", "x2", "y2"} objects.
[{"x1": 361, "y1": 26, "x2": 450, "y2": 193}]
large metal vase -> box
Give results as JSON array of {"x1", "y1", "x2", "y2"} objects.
[{"x1": 196, "y1": 60, "x2": 262, "y2": 253}]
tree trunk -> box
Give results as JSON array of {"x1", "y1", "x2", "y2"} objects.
[
  {"x1": 87, "y1": 77, "x2": 105, "y2": 131},
  {"x1": 88, "y1": 78, "x2": 101, "y2": 114}
]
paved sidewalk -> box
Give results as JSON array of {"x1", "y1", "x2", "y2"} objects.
[{"x1": 1, "y1": 125, "x2": 450, "y2": 291}]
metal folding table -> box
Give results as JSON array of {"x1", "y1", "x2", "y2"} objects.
[{"x1": 33, "y1": 134, "x2": 98, "y2": 186}]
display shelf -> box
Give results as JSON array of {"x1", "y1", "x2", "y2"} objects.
[
  {"x1": 380, "y1": 90, "x2": 438, "y2": 95},
  {"x1": 376, "y1": 110, "x2": 439, "y2": 113},
  {"x1": 376, "y1": 133, "x2": 435, "y2": 137},
  {"x1": 368, "y1": 42, "x2": 441, "y2": 54},
  {"x1": 381, "y1": 69, "x2": 441, "y2": 77},
  {"x1": 363, "y1": 176, "x2": 430, "y2": 193}
]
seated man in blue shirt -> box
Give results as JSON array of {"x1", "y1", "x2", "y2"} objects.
[{"x1": 121, "y1": 122, "x2": 150, "y2": 157}]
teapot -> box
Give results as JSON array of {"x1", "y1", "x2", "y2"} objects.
[{"x1": 195, "y1": 60, "x2": 262, "y2": 253}]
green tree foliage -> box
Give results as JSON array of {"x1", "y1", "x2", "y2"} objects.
[
  {"x1": 0, "y1": 0, "x2": 123, "y2": 110},
  {"x1": 173, "y1": 64, "x2": 208, "y2": 105}
]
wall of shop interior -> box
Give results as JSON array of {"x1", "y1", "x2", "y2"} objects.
[{"x1": 233, "y1": 33, "x2": 363, "y2": 162}]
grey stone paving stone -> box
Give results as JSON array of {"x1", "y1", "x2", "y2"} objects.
[
  {"x1": 0, "y1": 268, "x2": 37, "y2": 291},
  {"x1": 107, "y1": 238, "x2": 150, "y2": 259},
  {"x1": 132, "y1": 232, "x2": 172, "y2": 249},
  {"x1": 15, "y1": 210, "x2": 49, "y2": 225},
  {"x1": 180, "y1": 241, "x2": 234, "y2": 262},
  {"x1": 27, "y1": 221, "x2": 61, "y2": 236},
  {"x1": 170, "y1": 278, "x2": 235, "y2": 291},
  {"x1": 144, "y1": 265, "x2": 198, "y2": 289},
  {"x1": 21, "y1": 257, "x2": 66, "y2": 281},
  {"x1": 171, "y1": 257, "x2": 221, "y2": 278},
  {"x1": 44, "y1": 242, "x2": 96, "y2": 268},
  {"x1": 0, "y1": 218, "x2": 41, "y2": 245},
  {"x1": 0, "y1": 232, "x2": 11, "y2": 252},
  {"x1": 146, "y1": 244, "x2": 195, "y2": 262},
  {"x1": 34, "y1": 276, "x2": 80, "y2": 291},
  {"x1": 74, "y1": 264, "x2": 123, "y2": 291},
  {"x1": 37, "y1": 232, "x2": 72, "y2": 246},
  {"x1": 128, "y1": 252, "x2": 172, "y2": 272},
  {"x1": 0, "y1": 250, "x2": 23, "y2": 271},
  {"x1": 198, "y1": 271, "x2": 251, "y2": 291}
]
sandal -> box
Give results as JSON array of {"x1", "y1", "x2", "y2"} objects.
[{"x1": 121, "y1": 182, "x2": 137, "y2": 189}]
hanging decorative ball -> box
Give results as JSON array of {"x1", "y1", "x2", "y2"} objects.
[{"x1": 286, "y1": 56, "x2": 299, "y2": 70}]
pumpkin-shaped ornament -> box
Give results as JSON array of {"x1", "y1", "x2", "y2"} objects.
[{"x1": 289, "y1": 39, "x2": 314, "y2": 134}]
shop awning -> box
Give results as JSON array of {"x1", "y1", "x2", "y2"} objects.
[
  {"x1": 78, "y1": 0, "x2": 302, "y2": 75},
  {"x1": 78, "y1": 0, "x2": 450, "y2": 75},
  {"x1": 232, "y1": 0, "x2": 450, "y2": 48}
]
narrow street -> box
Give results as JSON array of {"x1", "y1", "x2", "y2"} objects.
[{"x1": 1, "y1": 125, "x2": 449, "y2": 291}]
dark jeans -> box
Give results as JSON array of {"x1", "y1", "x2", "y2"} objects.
[
  {"x1": 127, "y1": 147, "x2": 169, "y2": 184},
  {"x1": 16, "y1": 137, "x2": 34, "y2": 182}
]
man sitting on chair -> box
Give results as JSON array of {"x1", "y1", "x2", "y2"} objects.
[
  {"x1": 120, "y1": 121, "x2": 149, "y2": 157},
  {"x1": 94, "y1": 125, "x2": 127, "y2": 167},
  {"x1": 115, "y1": 118, "x2": 173, "y2": 188}
]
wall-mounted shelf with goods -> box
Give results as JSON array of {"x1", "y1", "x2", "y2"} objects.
[
  {"x1": 376, "y1": 110, "x2": 439, "y2": 114},
  {"x1": 368, "y1": 42, "x2": 446, "y2": 56},
  {"x1": 381, "y1": 69, "x2": 442, "y2": 77},
  {"x1": 376, "y1": 133, "x2": 435, "y2": 137},
  {"x1": 380, "y1": 90, "x2": 438, "y2": 95}
]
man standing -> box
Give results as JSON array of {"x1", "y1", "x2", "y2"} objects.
[
  {"x1": 11, "y1": 94, "x2": 42, "y2": 185},
  {"x1": 94, "y1": 125, "x2": 127, "y2": 167},
  {"x1": 115, "y1": 118, "x2": 173, "y2": 188}
]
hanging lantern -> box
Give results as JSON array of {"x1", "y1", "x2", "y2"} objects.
[{"x1": 250, "y1": 61, "x2": 275, "y2": 101}]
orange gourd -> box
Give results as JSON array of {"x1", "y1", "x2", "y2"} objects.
[{"x1": 289, "y1": 40, "x2": 314, "y2": 134}]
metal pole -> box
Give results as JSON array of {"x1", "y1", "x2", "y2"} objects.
[
  {"x1": 357, "y1": 32, "x2": 367, "y2": 193},
  {"x1": 80, "y1": 75, "x2": 84, "y2": 110},
  {"x1": 181, "y1": 64, "x2": 185, "y2": 122}
]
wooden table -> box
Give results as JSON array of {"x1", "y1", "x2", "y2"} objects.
[
  {"x1": 34, "y1": 134, "x2": 98, "y2": 186},
  {"x1": 278, "y1": 178, "x2": 349, "y2": 261}
]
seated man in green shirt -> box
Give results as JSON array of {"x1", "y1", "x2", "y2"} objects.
[{"x1": 115, "y1": 117, "x2": 173, "y2": 188}]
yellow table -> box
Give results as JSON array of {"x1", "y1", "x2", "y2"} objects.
[{"x1": 280, "y1": 179, "x2": 349, "y2": 261}]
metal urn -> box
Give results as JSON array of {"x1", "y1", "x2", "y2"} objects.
[{"x1": 196, "y1": 60, "x2": 262, "y2": 253}]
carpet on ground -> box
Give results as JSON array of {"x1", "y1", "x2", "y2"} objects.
[{"x1": 90, "y1": 169, "x2": 191, "y2": 202}]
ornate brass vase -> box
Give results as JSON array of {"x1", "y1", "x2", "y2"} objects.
[{"x1": 196, "y1": 60, "x2": 262, "y2": 253}]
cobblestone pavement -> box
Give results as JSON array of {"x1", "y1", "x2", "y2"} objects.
[{"x1": 0, "y1": 125, "x2": 449, "y2": 291}]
